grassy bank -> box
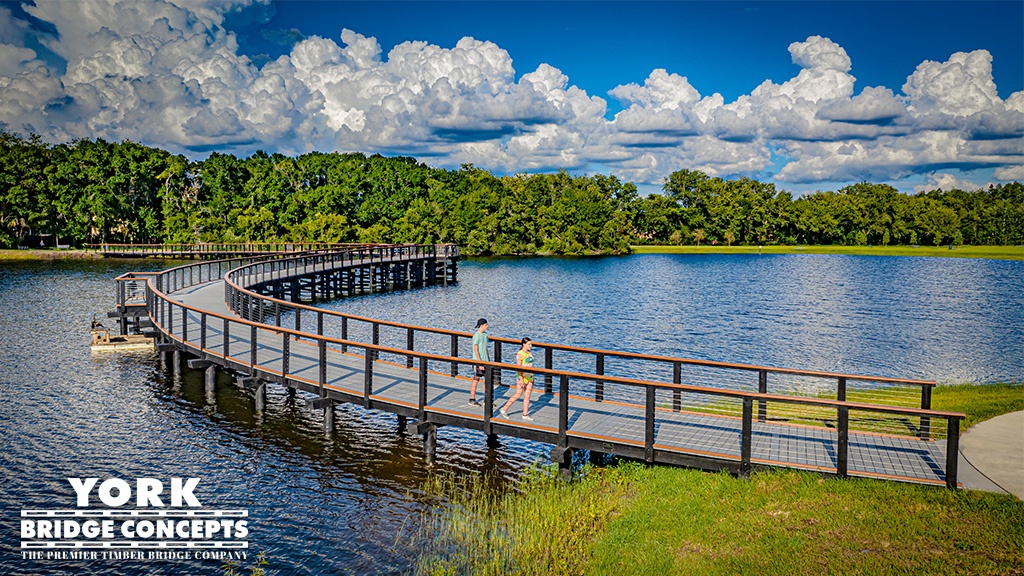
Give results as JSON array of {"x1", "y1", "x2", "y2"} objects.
[
  {"x1": 0, "y1": 249, "x2": 101, "y2": 260},
  {"x1": 631, "y1": 244, "x2": 1024, "y2": 260},
  {"x1": 416, "y1": 383, "x2": 1024, "y2": 575}
]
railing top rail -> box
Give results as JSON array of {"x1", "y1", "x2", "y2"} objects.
[
  {"x1": 221, "y1": 247, "x2": 935, "y2": 389},
  {"x1": 146, "y1": 272, "x2": 961, "y2": 421}
]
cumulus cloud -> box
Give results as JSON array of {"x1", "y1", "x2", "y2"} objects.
[
  {"x1": 0, "y1": 1, "x2": 1020, "y2": 190},
  {"x1": 914, "y1": 173, "x2": 984, "y2": 193}
]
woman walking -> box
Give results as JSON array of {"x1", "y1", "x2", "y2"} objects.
[{"x1": 499, "y1": 337, "x2": 535, "y2": 421}]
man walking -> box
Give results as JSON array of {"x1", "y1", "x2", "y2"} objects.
[{"x1": 469, "y1": 318, "x2": 489, "y2": 406}]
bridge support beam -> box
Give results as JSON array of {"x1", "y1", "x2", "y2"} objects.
[
  {"x1": 397, "y1": 415, "x2": 407, "y2": 434},
  {"x1": 551, "y1": 445, "x2": 574, "y2": 481},
  {"x1": 324, "y1": 405, "x2": 334, "y2": 434}
]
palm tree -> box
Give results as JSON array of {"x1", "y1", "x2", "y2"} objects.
[
  {"x1": 724, "y1": 230, "x2": 736, "y2": 246},
  {"x1": 692, "y1": 228, "x2": 705, "y2": 246}
]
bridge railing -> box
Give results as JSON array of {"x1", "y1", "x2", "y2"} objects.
[
  {"x1": 91, "y1": 242, "x2": 377, "y2": 258},
  {"x1": 141, "y1": 256, "x2": 965, "y2": 487},
  {"x1": 220, "y1": 246, "x2": 939, "y2": 439}
]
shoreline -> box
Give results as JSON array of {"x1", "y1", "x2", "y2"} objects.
[
  {"x1": 631, "y1": 244, "x2": 1024, "y2": 260},
  {"x1": 4, "y1": 245, "x2": 1022, "y2": 262}
]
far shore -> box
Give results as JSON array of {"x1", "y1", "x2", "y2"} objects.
[
  {"x1": 632, "y1": 244, "x2": 1024, "y2": 260},
  {"x1": 3, "y1": 244, "x2": 1023, "y2": 262}
]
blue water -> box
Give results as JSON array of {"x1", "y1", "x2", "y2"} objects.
[{"x1": 0, "y1": 254, "x2": 1020, "y2": 575}]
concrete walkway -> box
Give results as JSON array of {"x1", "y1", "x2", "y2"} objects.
[{"x1": 958, "y1": 410, "x2": 1024, "y2": 499}]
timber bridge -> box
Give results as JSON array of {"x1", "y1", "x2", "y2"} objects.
[{"x1": 107, "y1": 243, "x2": 965, "y2": 488}]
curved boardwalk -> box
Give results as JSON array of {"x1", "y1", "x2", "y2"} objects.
[{"x1": 115, "y1": 244, "x2": 965, "y2": 487}]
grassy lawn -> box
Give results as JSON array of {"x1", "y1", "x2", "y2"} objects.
[
  {"x1": 631, "y1": 244, "x2": 1024, "y2": 260},
  {"x1": 0, "y1": 249, "x2": 100, "y2": 260},
  {"x1": 416, "y1": 383, "x2": 1024, "y2": 576}
]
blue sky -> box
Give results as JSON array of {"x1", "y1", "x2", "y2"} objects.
[
  {"x1": 0, "y1": 0, "x2": 1022, "y2": 195},
  {"x1": 235, "y1": 1, "x2": 1023, "y2": 106}
]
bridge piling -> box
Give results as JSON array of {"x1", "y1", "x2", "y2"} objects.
[
  {"x1": 255, "y1": 382, "x2": 266, "y2": 413},
  {"x1": 204, "y1": 365, "x2": 216, "y2": 397}
]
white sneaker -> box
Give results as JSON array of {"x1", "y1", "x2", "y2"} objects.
[
  {"x1": 522, "y1": 414, "x2": 534, "y2": 421},
  {"x1": 499, "y1": 408, "x2": 509, "y2": 418}
]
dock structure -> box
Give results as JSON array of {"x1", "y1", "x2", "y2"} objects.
[{"x1": 110, "y1": 243, "x2": 965, "y2": 487}]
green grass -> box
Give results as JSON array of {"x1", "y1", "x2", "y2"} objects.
[
  {"x1": 631, "y1": 244, "x2": 1024, "y2": 260},
  {"x1": 416, "y1": 383, "x2": 1024, "y2": 575},
  {"x1": 0, "y1": 249, "x2": 100, "y2": 260},
  {"x1": 933, "y1": 382, "x2": 1024, "y2": 430}
]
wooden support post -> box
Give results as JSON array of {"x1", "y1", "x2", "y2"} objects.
[
  {"x1": 758, "y1": 370, "x2": 768, "y2": 423},
  {"x1": 544, "y1": 348, "x2": 553, "y2": 395},
  {"x1": 837, "y1": 405, "x2": 849, "y2": 477},
  {"x1": 484, "y1": 366, "x2": 494, "y2": 435},
  {"x1": 920, "y1": 385, "x2": 933, "y2": 440},
  {"x1": 204, "y1": 365, "x2": 217, "y2": 394},
  {"x1": 450, "y1": 334, "x2": 459, "y2": 377},
  {"x1": 255, "y1": 382, "x2": 266, "y2": 413},
  {"x1": 324, "y1": 404, "x2": 334, "y2": 434},
  {"x1": 363, "y1": 347, "x2": 374, "y2": 408},
  {"x1": 672, "y1": 361, "x2": 682, "y2": 412},
  {"x1": 172, "y1": 350, "x2": 182, "y2": 380},
  {"x1": 423, "y1": 424, "x2": 437, "y2": 463},
  {"x1": 493, "y1": 341, "x2": 502, "y2": 386},
  {"x1": 946, "y1": 418, "x2": 960, "y2": 489},
  {"x1": 397, "y1": 415, "x2": 408, "y2": 434},
  {"x1": 406, "y1": 328, "x2": 415, "y2": 368},
  {"x1": 595, "y1": 353, "x2": 605, "y2": 402},
  {"x1": 645, "y1": 384, "x2": 655, "y2": 463},
  {"x1": 740, "y1": 397, "x2": 753, "y2": 477},
  {"x1": 551, "y1": 445, "x2": 573, "y2": 482}
]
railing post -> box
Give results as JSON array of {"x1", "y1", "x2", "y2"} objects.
[
  {"x1": 295, "y1": 307, "x2": 302, "y2": 333},
  {"x1": 920, "y1": 385, "x2": 933, "y2": 440},
  {"x1": 544, "y1": 348, "x2": 553, "y2": 395},
  {"x1": 837, "y1": 405, "x2": 849, "y2": 477},
  {"x1": 181, "y1": 307, "x2": 188, "y2": 342},
  {"x1": 758, "y1": 370, "x2": 768, "y2": 423},
  {"x1": 282, "y1": 332, "x2": 290, "y2": 379},
  {"x1": 645, "y1": 384, "x2": 655, "y2": 463},
  {"x1": 493, "y1": 341, "x2": 502, "y2": 386},
  {"x1": 223, "y1": 317, "x2": 230, "y2": 359},
  {"x1": 946, "y1": 417, "x2": 960, "y2": 489},
  {"x1": 596, "y1": 353, "x2": 605, "y2": 403},
  {"x1": 363, "y1": 346, "x2": 373, "y2": 407},
  {"x1": 341, "y1": 317, "x2": 348, "y2": 353},
  {"x1": 372, "y1": 322, "x2": 380, "y2": 361},
  {"x1": 406, "y1": 328, "x2": 415, "y2": 368},
  {"x1": 741, "y1": 397, "x2": 753, "y2": 477},
  {"x1": 200, "y1": 313, "x2": 207, "y2": 351},
  {"x1": 418, "y1": 357, "x2": 428, "y2": 420},
  {"x1": 672, "y1": 361, "x2": 682, "y2": 412},
  {"x1": 558, "y1": 375, "x2": 569, "y2": 446},
  {"x1": 318, "y1": 339, "x2": 327, "y2": 396},
  {"x1": 450, "y1": 334, "x2": 459, "y2": 377},
  {"x1": 317, "y1": 311, "x2": 324, "y2": 337},
  {"x1": 249, "y1": 324, "x2": 257, "y2": 371},
  {"x1": 484, "y1": 366, "x2": 494, "y2": 435}
]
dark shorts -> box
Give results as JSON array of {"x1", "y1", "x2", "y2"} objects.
[{"x1": 474, "y1": 365, "x2": 487, "y2": 378}]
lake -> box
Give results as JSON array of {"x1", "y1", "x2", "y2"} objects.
[{"x1": 1, "y1": 253, "x2": 1020, "y2": 574}]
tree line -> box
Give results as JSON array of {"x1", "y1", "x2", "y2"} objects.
[{"x1": 1, "y1": 132, "x2": 1021, "y2": 254}]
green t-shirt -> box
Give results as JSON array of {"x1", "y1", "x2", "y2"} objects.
[{"x1": 472, "y1": 330, "x2": 489, "y2": 362}]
